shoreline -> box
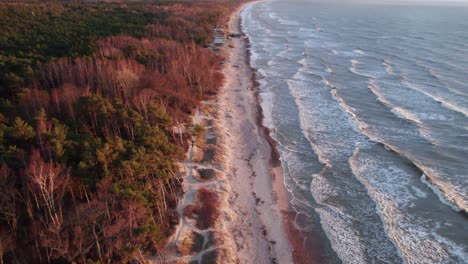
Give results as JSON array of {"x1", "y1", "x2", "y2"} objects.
[
  {"x1": 237, "y1": 3, "x2": 320, "y2": 263},
  {"x1": 159, "y1": 3, "x2": 314, "y2": 263},
  {"x1": 214, "y1": 2, "x2": 295, "y2": 262}
]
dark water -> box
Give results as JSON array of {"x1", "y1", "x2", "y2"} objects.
[{"x1": 241, "y1": 1, "x2": 468, "y2": 263}]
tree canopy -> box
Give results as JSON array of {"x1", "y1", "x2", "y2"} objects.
[{"x1": 0, "y1": 0, "x2": 241, "y2": 263}]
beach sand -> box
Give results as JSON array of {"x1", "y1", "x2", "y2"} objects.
[
  {"x1": 214, "y1": 4, "x2": 294, "y2": 263},
  {"x1": 157, "y1": 4, "x2": 301, "y2": 263}
]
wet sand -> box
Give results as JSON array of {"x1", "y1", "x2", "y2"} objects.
[
  {"x1": 232, "y1": 3, "x2": 320, "y2": 263},
  {"x1": 215, "y1": 4, "x2": 294, "y2": 263}
]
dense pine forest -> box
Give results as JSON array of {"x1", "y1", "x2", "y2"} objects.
[{"x1": 0, "y1": 0, "x2": 240, "y2": 263}]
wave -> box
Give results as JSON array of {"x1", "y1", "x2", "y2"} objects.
[
  {"x1": 390, "y1": 107, "x2": 423, "y2": 125},
  {"x1": 315, "y1": 207, "x2": 368, "y2": 264},
  {"x1": 413, "y1": 59, "x2": 468, "y2": 97},
  {"x1": 367, "y1": 81, "x2": 422, "y2": 125},
  {"x1": 349, "y1": 146, "x2": 468, "y2": 264},
  {"x1": 268, "y1": 12, "x2": 278, "y2": 20},
  {"x1": 276, "y1": 16, "x2": 301, "y2": 26},
  {"x1": 420, "y1": 174, "x2": 463, "y2": 212},
  {"x1": 286, "y1": 76, "x2": 370, "y2": 168},
  {"x1": 299, "y1": 27, "x2": 316, "y2": 33},
  {"x1": 259, "y1": 90, "x2": 276, "y2": 129},
  {"x1": 366, "y1": 82, "x2": 468, "y2": 212},
  {"x1": 274, "y1": 43, "x2": 464, "y2": 263},
  {"x1": 366, "y1": 59, "x2": 468, "y2": 124},
  {"x1": 353, "y1": 49, "x2": 366, "y2": 55},
  {"x1": 330, "y1": 89, "x2": 370, "y2": 134},
  {"x1": 243, "y1": 2, "x2": 468, "y2": 263},
  {"x1": 402, "y1": 80, "x2": 468, "y2": 118},
  {"x1": 426, "y1": 70, "x2": 468, "y2": 97},
  {"x1": 380, "y1": 57, "x2": 468, "y2": 119},
  {"x1": 382, "y1": 59, "x2": 395, "y2": 75},
  {"x1": 368, "y1": 80, "x2": 459, "y2": 149},
  {"x1": 311, "y1": 164, "x2": 402, "y2": 263},
  {"x1": 334, "y1": 78, "x2": 468, "y2": 214},
  {"x1": 349, "y1": 59, "x2": 387, "y2": 79}
]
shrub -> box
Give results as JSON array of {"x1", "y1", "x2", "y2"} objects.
[{"x1": 196, "y1": 188, "x2": 220, "y2": 229}]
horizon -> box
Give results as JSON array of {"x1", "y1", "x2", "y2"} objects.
[{"x1": 294, "y1": 0, "x2": 468, "y2": 6}]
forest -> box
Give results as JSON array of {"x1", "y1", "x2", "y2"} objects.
[{"x1": 0, "y1": 0, "x2": 240, "y2": 263}]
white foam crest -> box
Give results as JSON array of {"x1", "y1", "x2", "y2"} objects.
[
  {"x1": 353, "y1": 49, "x2": 366, "y2": 55},
  {"x1": 277, "y1": 17, "x2": 301, "y2": 26},
  {"x1": 277, "y1": 47, "x2": 293, "y2": 59},
  {"x1": 350, "y1": 148, "x2": 423, "y2": 206},
  {"x1": 299, "y1": 27, "x2": 316, "y2": 33},
  {"x1": 310, "y1": 171, "x2": 338, "y2": 205},
  {"x1": 257, "y1": 67, "x2": 267, "y2": 78},
  {"x1": 391, "y1": 107, "x2": 422, "y2": 125},
  {"x1": 403, "y1": 80, "x2": 468, "y2": 118},
  {"x1": 366, "y1": 81, "x2": 468, "y2": 212},
  {"x1": 420, "y1": 174, "x2": 464, "y2": 213},
  {"x1": 315, "y1": 207, "x2": 368, "y2": 264},
  {"x1": 291, "y1": 59, "x2": 325, "y2": 83},
  {"x1": 287, "y1": 79, "x2": 370, "y2": 167},
  {"x1": 330, "y1": 89, "x2": 370, "y2": 134},
  {"x1": 349, "y1": 148, "x2": 468, "y2": 263},
  {"x1": 323, "y1": 78, "x2": 332, "y2": 87},
  {"x1": 298, "y1": 58, "x2": 307, "y2": 67},
  {"x1": 367, "y1": 80, "x2": 393, "y2": 105},
  {"x1": 268, "y1": 12, "x2": 278, "y2": 20},
  {"x1": 349, "y1": 59, "x2": 386, "y2": 79},
  {"x1": 266, "y1": 59, "x2": 275, "y2": 67},
  {"x1": 303, "y1": 38, "x2": 320, "y2": 48},
  {"x1": 368, "y1": 80, "x2": 452, "y2": 124},
  {"x1": 249, "y1": 50, "x2": 261, "y2": 68},
  {"x1": 414, "y1": 112, "x2": 452, "y2": 121},
  {"x1": 259, "y1": 91, "x2": 276, "y2": 129},
  {"x1": 383, "y1": 59, "x2": 395, "y2": 75}
]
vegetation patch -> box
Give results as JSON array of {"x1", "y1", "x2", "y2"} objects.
[
  {"x1": 202, "y1": 145, "x2": 217, "y2": 163},
  {"x1": 0, "y1": 0, "x2": 242, "y2": 263},
  {"x1": 196, "y1": 188, "x2": 220, "y2": 229},
  {"x1": 184, "y1": 204, "x2": 199, "y2": 220},
  {"x1": 203, "y1": 231, "x2": 216, "y2": 250},
  {"x1": 205, "y1": 134, "x2": 217, "y2": 145},
  {"x1": 191, "y1": 232, "x2": 205, "y2": 254},
  {"x1": 200, "y1": 249, "x2": 218, "y2": 264},
  {"x1": 178, "y1": 234, "x2": 194, "y2": 256},
  {"x1": 182, "y1": 188, "x2": 220, "y2": 230},
  {"x1": 196, "y1": 168, "x2": 217, "y2": 180}
]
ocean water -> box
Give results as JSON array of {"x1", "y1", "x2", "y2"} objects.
[{"x1": 241, "y1": 1, "x2": 468, "y2": 263}]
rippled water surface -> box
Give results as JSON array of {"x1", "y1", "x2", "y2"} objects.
[{"x1": 242, "y1": 1, "x2": 468, "y2": 263}]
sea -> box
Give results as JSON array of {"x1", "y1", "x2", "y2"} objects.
[{"x1": 241, "y1": 0, "x2": 468, "y2": 263}]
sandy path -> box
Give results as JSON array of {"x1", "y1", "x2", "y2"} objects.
[{"x1": 153, "y1": 105, "x2": 232, "y2": 264}]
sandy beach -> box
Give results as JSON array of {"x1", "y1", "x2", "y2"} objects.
[
  {"x1": 215, "y1": 4, "x2": 294, "y2": 263},
  {"x1": 158, "y1": 3, "x2": 299, "y2": 263}
]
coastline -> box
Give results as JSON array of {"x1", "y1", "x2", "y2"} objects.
[
  {"x1": 215, "y1": 2, "x2": 298, "y2": 263},
  {"x1": 159, "y1": 3, "x2": 308, "y2": 263},
  {"x1": 218, "y1": 2, "x2": 320, "y2": 263},
  {"x1": 235, "y1": 3, "x2": 320, "y2": 263}
]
